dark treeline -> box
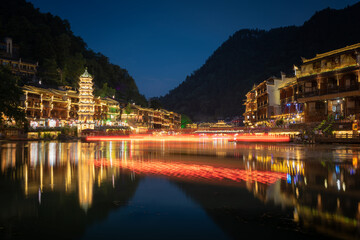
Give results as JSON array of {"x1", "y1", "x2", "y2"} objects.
[
  {"x1": 160, "y1": 2, "x2": 360, "y2": 122},
  {"x1": 0, "y1": 0, "x2": 147, "y2": 106}
]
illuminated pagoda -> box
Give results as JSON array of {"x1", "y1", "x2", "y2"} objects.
[{"x1": 78, "y1": 68, "x2": 95, "y2": 130}]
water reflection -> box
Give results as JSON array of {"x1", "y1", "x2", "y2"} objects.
[{"x1": 1, "y1": 141, "x2": 360, "y2": 239}]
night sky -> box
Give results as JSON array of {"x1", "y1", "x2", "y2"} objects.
[{"x1": 29, "y1": 0, "x2": 359, "y2": 98}]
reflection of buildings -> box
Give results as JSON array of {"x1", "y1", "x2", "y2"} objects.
[
  {"x1": 2, "y1": 141, "x2": 360, "y2": 239},
  {"x1": 78, "y1": 143, "x2": 94, "y2": 210},
  {"x1": 0, "y1": 141, "x2": 140, "y2": 239},
  {"x1": 1, "y1": 141, "x2": 125, "y2": 211},
  {"x1": 281, "y1": 155, "x2": 360, "y2": 239}
]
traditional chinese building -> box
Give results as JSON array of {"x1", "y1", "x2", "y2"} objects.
[
  {"x1": 120, "y1": 104, "x2": 181, "y2": 130},
  {"x1": 21, "y1": 69, "x2": 181, "y2": 130},
  {"x1": 243, "y1": 86, "x2": 257, "y2": 126},
  {"x1": 243, "y1": 74, "x2": 303, "y2": 126},
  {"x1": 0, "y1": 38, "x2": 37, "y2": 79},
  {"x1": 78, "y1": 68, "x2": 95, "y2": 130},
  {"x1": 255, "y1": 77, "x2": 283, "y2": 125},
  {"x1": 296, "y1": 43, "x2": 360, "y2": 122},
  {"x1": 278, "y1": 76, "x2": 304, "y2": 124}
]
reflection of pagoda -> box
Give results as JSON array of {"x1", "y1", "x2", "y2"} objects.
[
  {"x1": 78, "y1": 145, "x2": 94, "y2": 212},
  {"x1": 78, "y1": 68, "x2": 95, "y2": 130}
]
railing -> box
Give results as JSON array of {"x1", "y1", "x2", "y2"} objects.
[
  {"x1": 339, "y1": 83, "x2": 359, "y2": 92},
  {"x1": 300, "y1": 91, "x2": 318, "y2": 98},
  {"x1": 333, "y1": 133, "x2": 358, "y2": 138},
  {"x1": 299, "y1": 84, "x2": 359, "y2": 98}
]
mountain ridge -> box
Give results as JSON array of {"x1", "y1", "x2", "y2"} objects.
[
  {"x1": 0, "y1": 0, "x2": 147, "y2": 106},
  {"x1": 160, "y1": 2, "x2": 360, "y2": 121}
]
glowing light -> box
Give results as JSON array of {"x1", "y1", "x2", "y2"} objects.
[
  {"x1": 86, "y1": 134, "x2": 290, "y2": 143},
  {"x1": 86, "y1": 134, "x2": 231, "y2": 142},
  {"x1": 335, "y1": 165, "x2": 340, "y2": 174},
  {"x1": 91, "y1": 159, "x2": 287, "y2": 185},
  {"x1": 287, "y1": 174, "x2": 291, "y2": 184},
  {"x1": 230, "y1": 135, "x2": 290, "y2": 143},
  {"x1": 48, "y1": 119, "x2": 56, "y2": 128}
]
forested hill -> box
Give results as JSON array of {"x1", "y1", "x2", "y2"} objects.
[
  {"x1": 0, "y1": 0, "x2": 147, "y2": 106},
  {"x1": 160, "y1": 2, "x2": 360, "y2": 122}
]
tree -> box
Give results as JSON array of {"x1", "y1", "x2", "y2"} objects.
[
  {"x1": 0, "y1": 0, "x2": 147, "y2": 105},
  {"x1": 149, "y1": 97, "x2": 163, "y2": 109},
  {"x1": 39, "y1": 58, "x2": 61, "y2": 86},
  {"x1": 181, "y1": 114, "x2": 192, "y2": 128},
  {"x1": 124, "y1": 103, "x2": 132, "y2": 115},
  {"x1": 0, "y1": 66, "x2": 26, "y2": 126},
  {"x1": 95, "y1": 83, "x2": 116, "y2": 98},
  {"x1": 275, "y1": 118, "x2": 284, "y2": 127}
]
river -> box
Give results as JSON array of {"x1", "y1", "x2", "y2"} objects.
[{"x1": 1, "y1": 140, "x2": 359, "y2": 239}]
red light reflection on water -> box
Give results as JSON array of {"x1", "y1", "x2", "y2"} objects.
[
  {"x1": 86, "y1": 134, "x2": 230, "y2": 142},
  {"x1": 231, "y1": 135, "x2": 290, "y2": 142},
  {"x1": 86, "y1": 134, "x2": 290, "y2": 143},
  {"x1": 92, "y1": 159, "x2": 286, "y2": 185}
]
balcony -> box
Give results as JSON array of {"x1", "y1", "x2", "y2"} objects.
[
  {"x1": 316, "y1": 83, "x2": 359, "y2": 96},
  {"x1": 339, "y1": 83, "x2": 359, "y2": 92}
]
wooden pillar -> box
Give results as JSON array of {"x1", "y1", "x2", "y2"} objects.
[{"x1": 344, "y1": 97, "x2": 347, "y2": 118}]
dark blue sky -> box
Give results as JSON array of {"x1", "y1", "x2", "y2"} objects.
[{"x1": 29, "y1": 0, "x2": 359, "y2": 98}]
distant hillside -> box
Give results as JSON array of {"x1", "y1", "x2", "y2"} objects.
[
  {"x1": 0, "y1": 0, "x2": 147, "y2": 106},
  {"x1": 160, "y1": 2, "x2": 360, "y2": 122}
]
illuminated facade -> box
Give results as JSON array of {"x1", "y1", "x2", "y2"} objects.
[
  {"x1": 278, "y1": 77, "x2": 304, "y2": 123},
  {"x1": 21, "y1": 68, "x2": 180, "y2": 130},
  {"x1": 244, "y1": 75, "x2": 291, "y2": 126},
  {"x1": 0, "y1": 37, "x2": 37, "y2": 78},
  {"x1": 121, "y1": 104, "x2": 181, "y2": 130},
  {"x1": 22, "y1": 86, "x2": 120, "y2": 128},
  {"x1": 243, "y1": 86, "x2": 257, "y2": 126},
  {"x1": 22, "y1": 85, "x2": 80, "y2": 127},
  {"x1": 296, "y1": 43, "x2": 360, "y2": 122},
  {"x1": 78, "y1": 69, "x2": 95, "y2": 130},
  {"x1": 243, "y1": 43, "x2": 360, "y2": 125}
]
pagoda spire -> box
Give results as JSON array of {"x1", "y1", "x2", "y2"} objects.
[{"x1": 81, "y1": 67, "x2": 92, "y2": 78}]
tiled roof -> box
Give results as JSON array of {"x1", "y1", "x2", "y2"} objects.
[{"x1": 303, "y1": 42, "x2": 360, "y2": 63}]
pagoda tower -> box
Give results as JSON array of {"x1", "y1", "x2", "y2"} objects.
[{"x1": 78, "y1": 68, "x2": 95, "y2": 130}]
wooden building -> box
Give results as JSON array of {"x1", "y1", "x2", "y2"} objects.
[
  {"x1": 243, "y1": 86, "x2": 257, "y2": 126},
  {"x1": 278, "y1": 77, "x2": 304, "y2": 123},
  {"x1": 296, "y1": 43, "x2": 360, "y2": 122}
]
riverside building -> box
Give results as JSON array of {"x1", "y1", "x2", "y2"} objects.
[
  {"x1": 244, "y1": 74, "x2": 295, "y2": 126},
  {"x1": 21, "y1": 69, "x2": 181, "y2": 130},
  {"x1": 0, "y1": 37, "x2": 38, "y2": 80},
  {"x1": 120, "y1": 104, "x2": 181, "y2": 130},
  {"x1": 278, "y1": 76, "x2": 304, "y2": 124},
  {"x1": 296, "y1": 43, "x2": 360, "y2": 123},
  {"x1": 243, "y1": 43, "x2": 360, "y2": 126}
]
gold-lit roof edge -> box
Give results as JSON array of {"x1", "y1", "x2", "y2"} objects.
[
  {"x1": 278, "y1": 78, "x2": 297, "y2": 89},
  {"x1": 303, "y1": 42, "x2": 360, "y2": 63}
]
